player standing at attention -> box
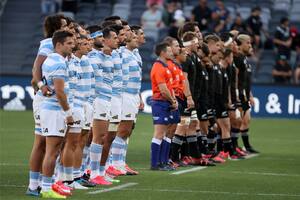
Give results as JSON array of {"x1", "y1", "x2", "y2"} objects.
[{"x1": 39, "y1": 30, "x2": 75, "y2": 199}]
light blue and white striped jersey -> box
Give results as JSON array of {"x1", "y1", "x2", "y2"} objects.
[
  {"x1": 112, "y1": 49, "x2": 123, "y2": 97},
  {"x1": 40, "y1": 53, "x2": 69, "y2": 111},
  {"x1": 75, "y1": 55, "x2": 95, "y2": 106},
  {"x1": 122, "y1": 48, "x2": 142, "y2": 95},
  {"x1": 88, "y1": 49, "x2": 113, "y2": 102},
  {"x1": 133, "y1": 48, "x2": 142, "y2": 66},
  {"x1": 67, "y1": 55, "x2": 81, "y2": 108},
  {"x1": 38, "y1": 38, "x2": 54, "y2": 57}
]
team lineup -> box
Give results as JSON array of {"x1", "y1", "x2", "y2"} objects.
[{"x1": 27, "y1": 14, "x2": 259, "y2": 199}]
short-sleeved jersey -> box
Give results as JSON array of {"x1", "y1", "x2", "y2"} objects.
[
  {"x1": 122, "y1": 48, "x2": 142, "y2": 95},
  {"x1": 67, "y1": 55, "x2": 81, "y2": 108},
  {"x1": 274, "y1": 25, "x2": 291, "y2": 56},
  {"x1": 88, "y1": 49, "x2": 113, "y2": 102},
  {"x1": 38, "y1": 38, "x2": 54, "y2": 57},
  {"x1": 133, "y1": 48, "x2": 143, "y2": 67},
  {"x1": 112, "y1": 50, "x2": 123, "y2": 97},
  {"x1": 40, "y1": 53, "x2": 69, "y2": 111},
  {"x1": 167, "y1": 60, "x2": 185, "y2": 100},
  {"x1": 182, "y1": 53, "x2": 197, "y2": 99},
  {"x1": 151, "y1": 60, "x2": 174, "y2": 101}
]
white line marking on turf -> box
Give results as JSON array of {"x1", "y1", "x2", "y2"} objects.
[
  {"x1": 88, "y1": 182, "x2": 138, "y2": 194},
  {"x1": 171, "y1": 167, "x2": 207, "y2": 175},
  {"x1": 0, "y1": 163, "x2": 27, "y2": 166},
  {"x1": 120, "y1": 188, "x2": 300, "y2": 197},
  {"x1": 0, "y1": 184, "x2": 26, "y2": 188},
  {"x1": 244, "y1": 154, "x2": 259, "y2": 159},
  {"x1": 232, "y1": 171, "x2": 300, "y2": 177}
]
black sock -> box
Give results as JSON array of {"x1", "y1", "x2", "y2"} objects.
[
  {"x1": 170, "y1": 134, "x2": 184, "y2": 162},
  {"x1": 196, "y1": 132, "x2": 203, "y2": 153},
  {"x1": 207, "y1": 129, "x2": 216, "y2": 152},
  {"x1": 241, "y1": 129, "x2": 250, "y2": 148},
  {"x1": 216, "y1": 133, "x2": 223, "y2": 152},
  {"x1": 231, "y1": 127, "x2": 240, "y2": 150},
  {"x1": 187, "y1": 134, "x2": 201, "y2": 158},
  {"x1": 181, "y1": 136, "x2": 188, "y2": 158},
  {"x1": 222, "y1": 138, "x2": 234, "y2": 155},
  {"x1": 200, "y1": 133, "x2": 208, "y2": 154}
]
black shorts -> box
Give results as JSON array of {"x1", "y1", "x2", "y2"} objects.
[
  {"x1": 215, "y1": 98, "x2": 229, "y2": 119},
  {"x1": 197, "y1": 101, "x2": 208, "y2": 121},
  {"x1": 176, "y1": 97, "x2": 188, "y2": 116}
]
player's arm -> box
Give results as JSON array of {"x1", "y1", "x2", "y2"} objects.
[
  {"x1": 249, "y1": 91, "x2": 255, "y2": 106},
  {"x1": 183, "y1": 72, "x2": 195, "y2": 109},
  {"x1": 158, "y1": 83, "x2": 177, "y2": 109},
  {"x1": 32, "y1": 55, "x2": 52, "y2": 96},
  {"x1": 139, "y1": 93, "x2": 144, "y2": 110},
  {"x1": 53, "y1": 78, "x2": 73, "y2": 125}
]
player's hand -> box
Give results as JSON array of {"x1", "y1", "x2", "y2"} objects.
[
  {"x1": 171, "y1": 100, "x2": 178, "y2": 110},
  {"x1": 139, "y1": 99, "x2": 145, "y2": 111},
  {"x1": 31, "y1": 79, "x2": 38, "y2": 93},
  {"x1": 41, "y1": 85, "x2": 53, "y2": 97},
  {"x1": 187, "y1": 96, "x2": 195, "y2": 109},
  {"x1": 66, "y1": 116, "x2": 74, "y2": 126},
  {"x1": 249, "y1": 96, "x2": 255, "y2": 106}
]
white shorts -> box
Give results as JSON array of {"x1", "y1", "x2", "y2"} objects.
[
  {"x1": 32, "y1": 94, "x2": 44, "y2": 136},
  {"x1": 121, "y1": 93, "x2": 139, "y2": 121},
  {"x1": 40, "y1": 109, "x2": 67, "y2": 137},
  {"x1": 93, "y1": 98, "x2": 111, "y2": 121},
  {"x1": 68, "y1": 107, "x2": 84, "y2": 133},
  {"x1": 110, "y1": 96, "x2": 122, "y2": 123},
  {"x1": 83, "y1": 103, "x2": 93, "y2": 130}
]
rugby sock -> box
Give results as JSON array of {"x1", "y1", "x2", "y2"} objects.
[
  {"x1": 151, "y1": 138, "x2": 162, "y2": 168},
  {"x1": 222, "y1": 138, "x2": 234, "y2": 155},
  {"x1": 187, "y1": 134, "x2": 200, "y2": 158},
  {"x1": 29, "y1": 171, "x2": 40, "y2": 190},
  {"x1": 99, "y1": 165, "x2": 105, "y2": 176},
  {"x1": 122, "y1": 138, "x2": 129, "y2": 166},
  {"x1": 90, "y1": 142, "x2": 103, "y2": 179},
  {"x1": 80, "y1": 146, "x2": 89, "y2": 175},
  {"x1": 241, "y1": 129, "x2": 250, "y2": 148},
  {"x1": 196, "y1": 132, "x2": 203, "y2": 153},
  {"x1": 181, "y1": 136, "x2": 188, "y2": 157},
  {"x1": 207, "y1": 129, "x2": 216, "y2": 152},
  {"x1": 63, "y1": 166, "x2": 73, "y2": 182},
  {"x1": 159, "y1": 137, "x2": 171, "y2": 164},
  {"x1": 170, "y1": 134, "x2": 183, "y2": 161},
  {"x1": 217, "y1": 133, "x2": 223, "y2": 152},
  {"x1": 41, "y1": 176, "x2": 52, "y2": 192},
  {"x1": 111, "y1": 136, "x2": 125, "y2": 167},
  {"x1": 73, "y1": 167, "x2": 81, "y2": 180},
  {"x1": 56, "y1": 162, "x2": 64, "y2": 181},
  {"x1": 201, "y1": 133, "x2": 208, "y2": 153},
  {"x1": 231, "y1": 128, "x2": 240, "y2": 149}
]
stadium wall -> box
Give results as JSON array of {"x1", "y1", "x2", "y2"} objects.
[{"x1": 1, "y1": 76, "x2": 300, "y2": 119}]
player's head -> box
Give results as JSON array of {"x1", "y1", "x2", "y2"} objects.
[
  {"x1": 155, "y1": 42, "x2": 172, "y2": 60},
  {"x1": 221, "y1": 48, "x2": 233, "y2": 66},
  {"x1": 163, "y1": 36, "x2": 180, "y2": 58},
  {"x1": 199, "y1": 43, "x2": 211, "y2": 68},
  {"x1": 43, "y1": 14, "x2": 67, "y2": 38},
  {"x1": 204, "y1": 34, "x2": 221, "y2": 55},
  {"x1": 86, "y1": 25, "x2": 103, "y2": 49},
  {"x1": 75, "y1": 35, "x2": 90, "y2": 56},
  {"x1": 280, "y1": 17, "x2": 289, "y2": 28},
  {"x1": 109, "y1": 24, "x2": 125, "y2": 46},
  {"x1": 179, "y1": 21, "x2": 202, "y2": 43},
  {"x1": 127, "y1": 32, "x2": 139, "y2": 49},
  {"x1": 52, "y1": 30, "x2": 75, "y2": 57},
  {"x1": 121, "y1": 20, "x2": 132, "y2": 43},
  {"x1": 102, "y1": 27, "x2": 119, "y2": 50},
  {"x1": 104, "y1": 15, "x2": 122, "y2": 25},
  {"x1": 182, "y1": 31, "x2": 199, "y2": 52},
  {"x1": 131, "y1": 25, "x2": 145, "y2": 46},
  {"x1": 236, "y1": 34, "x2": 253, "y2": 56},
  {"x1": 176, "y1": 46, "x2": 188, "y2": 63}
]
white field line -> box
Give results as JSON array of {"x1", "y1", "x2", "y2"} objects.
[
  {"x1": 232, "y1": 171, "x2": 300, "y2": 177},
  {"x1": 88, "y1": 182, "x2": 138, "y2": 194},
  {"x1": 0, "y1": 184, "x2": 26, "y2": 188},
  {"x1": 171, "y1": 167, "x2": 207, "y2": 175},
  {"x1": 244, "y1": 154, "x2": 259, "y2": 159},
  {"x1": 0, "y1": 163, "x2": 27, "y2": 166},
  {"x1": 120, "y1": 188, "x2": 300, "y2": 197}
]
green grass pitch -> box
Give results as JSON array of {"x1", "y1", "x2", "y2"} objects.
[{"x1": 0, "y1": 110, "x2": 299, "y2": 200}]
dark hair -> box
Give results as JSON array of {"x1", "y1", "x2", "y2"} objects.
[
  {"x1": 222, "y1": 48, "x2": 232, "y2": 58},
  {"x1": 220, "y1": 32, "x2": 231, "y2": 43},
  {"x1": 280, "y1": 17, "x2": 289, "y2": 24},
  {"x1": 109, "y1": 24, "x2": 123, "y2": 35},
  {"x1": 201, "y1": 43, "x2": 210, "y2": 57},
  {"x1": 204, "y1": 34, "x2": 220, "y2": 43},
  {"x1": 182, "y1": 31, "x2": 196, "y2": 42},
  {"x1": 121, "y1": 20, "x2": 129, "y2": 26},
  {"x1": 178, "y1": 21, "x2": 199, "y2": 39},
  {"x1": 163, "y1": 36, "x2": 177, "y2": 46},
  {"x1": 64, "y1": 16, "x2": 75, "y2": 26},
  {"x1": 155, "y1": 42, "x2": 169, "y2": 56},
  {"x1": 101, "y1": 20, "x2": 116, "y2": 29},
  {"x1": 104, "y1": 16, "x2": 121, "y2": 21},
  {"x1": 102, "y1": 27, "x2": 116, "y2": 39},
  {"x1": 130, "y1": 25, "x2": 142, "y2": 34},
  {"x1": 86, "y1": 25, "x2": 102, "y2": 34},
  {"x1": 44, "y1": 14, "x2": 65, "y2": 38},
  {"x1": 52, "y1": 30, "x2": 73, "y2": 48}
]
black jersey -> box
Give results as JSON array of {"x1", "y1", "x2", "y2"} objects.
[
  {"x1": 234, "y1": 54, "x2": 252, "y2": 101},
  {"x1": 182, "y1": 54, "x2": 197, "y2": 99},
  {"x1": 214, "y1": 64, "x2": 223, "y2": 95},
  {"x1": 195, "y1": 64, "x2": 209, "y2": 107},
  {"x1": 221, "y1": 67, "x2": 230, "y2": 104},
  {"x1": 207, "y1": 66, "x2": 216, "y2": 109},
  {"x1": 227, "y1": 62, "x2": 238, "y2": 104}
]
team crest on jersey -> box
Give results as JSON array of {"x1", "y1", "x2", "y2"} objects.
[
  {"x1": 205, "y1": 76, "x2": 208, "y2": 80},
  {"x1": 202, "y1": 71, "x2": 205, "y2": 75}
]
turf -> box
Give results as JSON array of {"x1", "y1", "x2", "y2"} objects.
[{"x1": 0, "y1": 110, "x2": 299, "y2": 200}]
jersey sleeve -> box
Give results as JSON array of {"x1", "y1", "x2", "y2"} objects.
[{"x1": 153, "y1": 64, "x2": 166, "y2": 84}]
